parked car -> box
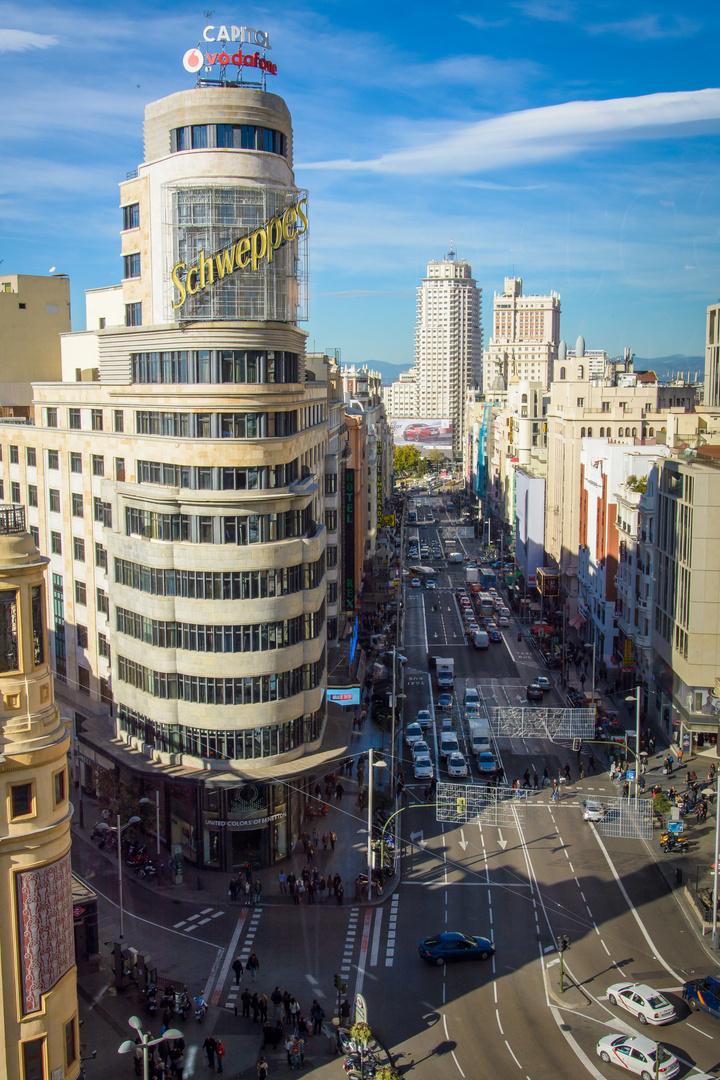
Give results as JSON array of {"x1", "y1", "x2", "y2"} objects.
[{"x1": 419, "y1": 932, "x2": 494, "y2": 965}]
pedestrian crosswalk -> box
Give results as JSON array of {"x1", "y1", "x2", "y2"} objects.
[
  {"x1": 340, "y1": 907, "x2": 360, "y2": 986},
  {"x1": 224, "y1": 907, "x2": 263, "y2": 1010},
  {"x1": 385, "y1": 895, "x2": 399, "y2": 966},
  {"x1": 173, "y1": 907, "x2": 225, "y2": 931}
]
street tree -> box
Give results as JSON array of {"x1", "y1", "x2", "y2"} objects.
[{"x1": 394, "y1": 445, "x2": 423, "y2": 476}]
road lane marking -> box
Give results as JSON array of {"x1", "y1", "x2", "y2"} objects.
[
  {"x1": 442, "y1": 1013, "x2": 465, "y2": 1077},
  {"x1": 353, "y1": 909, "x2": 373, "y2": 1001},
  {"x1": 601, "y1": 941, "x2": 611, "y2": 956},
  {"x1": 370, "y1": 907, "x2": 383, "y2": 966},
  {"x1": 505, "y1": 1040, "x2": 522, "y2": 1068},
  {"x1": 210, "y1": 912, "x2": 247, "y2": 1005},
  {"x1": 496, "y1": 1008, "x2": 504, "y2": 1034},
  {"x1": 687, "y1": 1023, "x2": 713, "y2": 1038}
]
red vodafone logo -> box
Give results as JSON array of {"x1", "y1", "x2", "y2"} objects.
[{"x1": 183, "y1": 48, "x2": 204, "y2": 73}]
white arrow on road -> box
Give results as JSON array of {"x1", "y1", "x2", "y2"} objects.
[
  {"x1": 410, "y1": 830, "x2": 426, "y2": 847},
  {"x1": 458, "y1": 829, "x2": 468, "y2": 851},
  {"x1": 497, "y1": 830, "x2": 508, "y2": 850}
]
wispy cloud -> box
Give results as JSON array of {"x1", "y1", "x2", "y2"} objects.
[
  {"x1": 0, "y1": 28, "x2": 58, "y2": 52},
  {"x1": 587, "y1": 14, "x2": 701, "y2": 40},
  {"x1": 512, "y1": 0, "x2": 576, "y2": 23},
  {"x1": 458, "y1": 13, "x2": 511, "y2": 31},
  {"x1": 297, "y1": 89, "x2": 720, "y2": 176}
]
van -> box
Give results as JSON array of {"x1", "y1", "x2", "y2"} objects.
[
  {"x1": 471, "y1": 629, "x2": 489, "y2": 650},
  {"x1": 468, "y1": 721, "x2": 491, "y2": 756},
  {"x1": 447, "y1": 552, "x2": 463, "y2": 564},
  {"x1": 683, "y1": 976, "x2": 720, "y2": 1019},
  {"x1": 464, "y1": 685, "x2": 480, "y2": 717},
  {"x1": 439, "y1": 732, "x2": 460, "y2": 759}
]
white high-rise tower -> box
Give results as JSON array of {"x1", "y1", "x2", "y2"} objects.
[{"x1": 414, "y1": 249, "x2": 482, "y2": 457}]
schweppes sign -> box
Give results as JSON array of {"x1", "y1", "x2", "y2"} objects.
[{"x1": 171, "y1": 197, "x2": 308, "y2": 309}]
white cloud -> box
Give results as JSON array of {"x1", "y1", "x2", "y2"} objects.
[
  {"x1": 587, "y1": 15, "x2": 701, "y2": 41},
  {"x1": 0, "y1": 28, "x2": 58, "y2": 52},
  {"x1": 297, "y1": 88, "x2": 720, "y2": 176}
]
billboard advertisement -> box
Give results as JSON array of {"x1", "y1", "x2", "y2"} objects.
[{"x1": 390, "y1": 418, "x2": 453, "y2": 451}]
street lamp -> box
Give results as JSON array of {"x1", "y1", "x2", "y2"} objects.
[
  {"x1": 624, "y1": 690, "x2": 641, "y2": 803},
  {"x1": 139, "y1": 792, "x2": 161, "y2": 859},
  {"x1": 367, "y1": 748, "x2": 387, "y2": 899},
  {"x1": 117, "y1": 814, "x2": 141, "y2": 939},
  {"x1": 118, "y1": 1017, "x2": 183, "y2": 1080}
]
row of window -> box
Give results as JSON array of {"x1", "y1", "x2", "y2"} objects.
[
  {"x1": 136, "y1": 458, "x2": 299, "y2": 491},
  {"x1": 118, "y1": 706, "x2": 323, "y2": 760},
  {"x1": 172, "y1": 123, "x2": 287, "y2": 157},
  {"x1": 125, "y1": 506, "x2": 314, "y2": 545},
  {"x1": 116, "y1": 604, "x2": 325, "y2": 653},
  {"x1": 135, "y1": 410, "x2": 299, "y2": 439},
  {"x1": 131, "y1": 349, "x2": 300, "y2": 386},
  {"x1": 114, "y1": 554, "x2": 325, "y2": 599},
  {"x1": 117, "y1": 650, "x2": 325, "y2": 703}
]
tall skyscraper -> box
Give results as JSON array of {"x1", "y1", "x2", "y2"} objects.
[
  {"x1": 414, "y1": 249, "x2": 482, "y2": 457},
  {"x1": 482, "y1": 277, "x2": 560, "y2": 394}
]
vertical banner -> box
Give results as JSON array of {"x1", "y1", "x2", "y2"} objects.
[{"x1": 343, "y1": 468, "x2": 356, "y2": 612}]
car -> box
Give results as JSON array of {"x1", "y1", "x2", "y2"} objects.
[
  {"x1": 477, "y1": 751, "x2": 498, "y2": 774},
  {"x1": 438, "y1": 693, "x2": 453, "y2": 710},
  {"x1": 488, "y1": 628, "x2": 502, "y2": 643},
  {"x1": 414, "y1": 754, "x2": 434, "y2": 781},
  {"x1": 497, "y1": 614, "x2": 510, "y2": 627},
  {"x1": 405, "y1": 722, "x2": 424, "y2": 746},
  {"x1": 419, "y1": 932, "x2": 494, "y2": 966},
  {"x1": 447, "y1": 753, "x2": 469, "y2": 778},
  {"x1": 595, "y1": 1034, "x2": 679, "y2": 1079},
  {"x1": 527, "y1": 683, "x2": 544, "y2": 701},
  {"x1": 582, "y1": 799, "x2": 606, "y2": 822},
  {"x1": 426, "y1": 579, "x2": 438, "y2": 590},
  {"x1": 455, "y1": 588, "x2": 468, "y2": 599},
  {"x1": 416, "y1": 709, "x2": 432, "y2": 727},
  {"x1": 411, "y1": 578, "x2": 422, "y2": 588},
  {"x1": 536, "y1": 676, "x2": 551, "y2": 690},
  {"x1": 404, "y1": 424, "x2": 438, "y2": 441},
  {"x1": 412, "y1": 740, "x2": 430, "y2": 760},
  {"x1": 606, "y1": 983, "x2": 676, "y2": 1026}
]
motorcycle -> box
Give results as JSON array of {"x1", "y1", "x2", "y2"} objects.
[
  {"x1": 144, "y1": 985, "x2": 158, "y2": 1014},
  {"x1": 176, "y1": 988, "x2": 191, "y2": 1020},
  {"x1": 194, "y1": 996, "x2": 207, "y2": 1022},
  {"x1": 660, "y1": 833, "x2": 689, "y2": 853},
  {"x1": 136, "y1": 861, "x2": 157, "y2": 880}
]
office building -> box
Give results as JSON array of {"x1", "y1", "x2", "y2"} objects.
[
  {"x1": 0, "y1": 274, "x2": 71, "y2": 410},
  {"x1": 482, "y1": 277, "x2": 560, "y2": 394}
]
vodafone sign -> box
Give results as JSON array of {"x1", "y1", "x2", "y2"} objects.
[{"x1": 184, "y1": 24, "x2": 277, "y2": 76}]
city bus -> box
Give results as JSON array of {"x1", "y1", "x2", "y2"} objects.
[{"x1": 478, "y1": 592, "x2": 494, "y2": 616}]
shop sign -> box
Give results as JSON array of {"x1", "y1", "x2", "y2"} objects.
[
  {"x1": 206, "y1": 812, "x2": 284, "y2": 829},
  {"x1": 327, "y1": 686, "x2": 361, "y2": 705},
  {"x1": 183, "y1": 24, "x2": 277, "y2": 76},
  {"x1": 171, "y1": 199, "x2": 308, "y2": 309},
  {"x1": 343, "y1": 469, "x2": 356, "y2": 612}
]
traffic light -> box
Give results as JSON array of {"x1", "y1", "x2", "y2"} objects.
[
  {"x1": 557, "y1": 935, "x2": 571, "y2": 952},
  {"x1": 334, "y1": 974, "x2": 341, "y2": 990},
  {"x1": 572, "y1": 738, "x2": 581, "y2": 752}
]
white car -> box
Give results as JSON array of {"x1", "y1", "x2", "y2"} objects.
[
  {"x1": 405, "y1": 722, "x2": 424, "y2": 746},
  {"x1": 582, "y1": 799, "x2": 605, "y2": 822},
  {"x1": 414, "y1": 754, "x2": 434, "y2": 781},
  {"x1": 536, "y1": 676, "x2": 551, "y2": 690},
  {"x1": 447, "y1": 753, "x2": 469, "y2": 778},
  {"x1": 412, "y1": 740, "x2": 430, "y2": 761},
  {"x1": 411, "y1": 578, "x2": 422, "y2": 588},
  {"x1": 416, "y1": 709, "x2": 432, "y2": 727},
  {"x1": 497, "y1": 614, "x2": 510, "y2": 627},
  {"x1": 596, "y1": 1034, "x2": 679, "y2": 1079},
  {"x1": 606, "y1": 983, "x2": 676, "y2": 1025}
]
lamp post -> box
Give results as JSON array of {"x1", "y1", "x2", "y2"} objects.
[
  {"x1": 624, "y1": 689, "x2": 642, "y2": 803},
  {"x1": 118, "y1": 1017, "x2": 183, "y2": 1080},
  {"x1": 117, "y1": 814, "x2": 141, "y2": 940},
  {"x1": 140, "y1": 792, "x2": 161, "y2": 859},
  {"x1": 367, "y1": 748, "x2": 387, "y2": 899}
]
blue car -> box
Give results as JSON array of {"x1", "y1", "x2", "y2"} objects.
[
  {"x1": 489, "y1": 628, "x2": 502, "y2": 643},
  {"x1": 419, "y1": 932, "x2": 494, "y2": 966}
]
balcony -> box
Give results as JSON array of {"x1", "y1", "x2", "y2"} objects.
[{"x1": 0, "y1": 504, "x2": 26, "y2": 534}]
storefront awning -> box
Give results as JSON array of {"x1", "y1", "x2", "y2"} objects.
[{"x1": 569, "y1": 615, "x2": 585, "y2": 630}]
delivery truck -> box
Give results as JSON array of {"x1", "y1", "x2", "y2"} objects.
[{"x1": 435, "y1": 658, "x2": 455, "y2": 688}]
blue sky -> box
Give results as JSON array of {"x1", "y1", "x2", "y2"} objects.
[{"x1": 1, "y1": 0, "x2": 719, "y2": 369}]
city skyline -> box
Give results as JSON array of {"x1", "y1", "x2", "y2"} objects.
[{"x1": 1, "y1": 0, "x2": 719, "y2": 367}]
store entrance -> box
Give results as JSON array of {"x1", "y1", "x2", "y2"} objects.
[{"x1": 231, "y1": 829, "x2": 263, "y2": 871}]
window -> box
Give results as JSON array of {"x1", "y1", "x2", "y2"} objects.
[
  {"x1": 578, "y1": 365, "x2": 584, "y2": 379},
  {"x1": 123, "y1": 203, "x2": 140, "y2": 230},
  {"x1": 28, "y1": 485, "x2": 37, "y2": 507},
  {"x1": 71, "y1": 493, "x2": 84, "y2": 517},
  {"x1": 70, "y1": 452, "x2": 82, "y2": 473},
  {"x1": 325, "y1": 509, "x2": 338, "y2": 532},
  {"x1": 95, "y1": 543, "x2": 107, "y2": 569},
  {"x1": 98, "y1": 633, "x2": 110, "y2": 659},
  {"x1": 9, "y1": 445, "x2": 18, "y2": 464},
  {"x1": 559, "y1": 367, "x2": 566, "y2": 379},
  {"x1": 26, "y1": 447, "x2": 36, "y2": 467},
  {"x1": 51, "y1": 532, "x2": 62, "y2": 554},
  {"x1": 577, "y1": 398, "x2": 584, "y2": 407},
  {"x1": 114, "y1": 409, "x2": 124, "y2": 433},
  {"x1": 10, "y1": 782, "x2": 33, "y2": 818},
  {"x1": 73, "y1": 537, "x2": 85, "y2": 562},
  {"x1": 123, "y1": 253, "x2": 141, "y2": 278},
  {"x1": 0, "y1": 590, "x2": 19, "y2": 671},
  {"x1": 115, "y1": 457, "x2": 125, "y2": 481},
  {"x1": 30, "y1": 526, "x2": 39, "y2": 547},
  {"x1": 69, "y1": 408, "x2": 81, "y2": 430},
  {"x1": 192, "y1": 124, "x2": 208, "y2": 148},
  {"x1": 78, "y1": 667, "x2": 90, "y2": 694},
  {"x1": 47, "y1": 450, "x2": 59, "y2": 470},
  {"x1": 125, "y1": 302, "x2": 142, "y2": 327},
  {"x1": 11, "y1": 482, "x2": 20, "y2": 503},
  {"x1": 91, "y1": 409, "x2": 103, "y2": 431},
  {"x1": 92, "y1": 454, "x2": 105, "y2": 477},
  {"x1": 64, "y1": 1020, "x2": 77, "y2": 1069},
  {"x1": 75, "y1": 581, "x2": 87, "y2": 606},
  {"x1": 96, "y1": 588, "x2": 109, "y2": 616},
  {"x1": 327, "y1": 581, "x2": 338, "y2": 603},
  {"x1": 46, "y1": 407, "x2": 57, "y2": 428},
  {"x1": 76, "y1": 624, "x2": 88, "y2": 648},
  {"x1": 31, "y1": 584, "x2": 44, "y2": 667},
  {"x1": 22, "y1": 1037, "x2": 45, "y2": 1080}
]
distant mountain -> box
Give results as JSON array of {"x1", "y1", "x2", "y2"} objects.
[
  {"x1": 633, "y1": 355, "x2": 704, "y2": 381},
  {"x1": 350, "y1": 360, "x2": 411, "y2": 385}
]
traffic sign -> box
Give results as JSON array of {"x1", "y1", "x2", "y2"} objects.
[
  {"x1": 682, "y1": 733, "x2": 691, "y2": 752},
  {"x1": 626, "y1": 770, "x2": 636, "y2": 780}
]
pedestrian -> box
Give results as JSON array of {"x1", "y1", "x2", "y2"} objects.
[
  {"x1": 335, "y1": 783, "x2": 344, "y2": 801},
  {"x1": 284, "y1": 1034, "x2": 294, "y2": 1067},
  {"x1": 317, "y1": 874, "x2": 326, "y2": 903},
  {"x1": 307, "y1": 879, "x2": 316, "y2": 904},
  {"x1": 244, "y1": 879, "x2": 252, "y2": 905},
  {"x1": 241, "y1": 987, "x2": 252, "y2": 1018},
  {"x1": 340, "y1": 998, "x2": 351, "y2": 1023},
  {"x1": 247, "y1": 953, "x2": 259, "y2": 981},
  {"x1": 291, "y1": 1039, "x2": 303, "y2": 1070},
  {"x1": 203, "y1": 1037, "x2": 217, "y2": 1068},
  {"x1": 329, "y1": 831, "x2": 337, "y2": 851},
  {"x1": 337, "y1": 882, "x2": 344, "y2": 905},
  {"x1": 257, "y1": 1056, "x2": 269, "y2": 1080},
  {"x1": 228, "y1": 877, "x2": 237, "y2": 902},
  {"x1": 215, "y1": 1040, "x2": 224, "y2": 1075},
  {"x1": 312, "y1": 828, "x2": 319, "y2": 848},
  {"x1": 588, "y1": 754, "x2": 595, "y2": 773},
  {"x1": 251, "y1": 992, "x2": 261, "y2": 1023},
  {"x1": 288, "y1": 997, "x2": 300, "y2": 1027},
  {"x1": 311, "y1": 1000, "x2": 325, "y2": 1035},
  {"x1": 522, "y1": 769, "x2": 531, "y2": 789},
  {"x1": 254, "y1": 879, "x2": 263, "y2": 905},
  {"x1": 564, "y1": 762, "x2": 571, "y2": 783},
  {"x1": 271, "y1": 986, "x2": 283, "y2": 1021},
  {"x1": 278, "y1": 870, "x2": 287, "y2": 894},
  {"x1": 261, "y1": 1020, "x2": 274, "y2": 1050},
  {"x1": 306, "y1": 843, "x2": 315, "y2": 864},
  {"x1": 260, "y1": 992, "x2": 268, "y2": 1021},
  {"x1": 579, "y1": 761, "x2": 585, "y2": 780},
  {"x1": 322, "y1": 831, "x2": 329, "y2": 851},
  {"x1": 533, "y1": 770, "x2": 539, "y2": 789},
  {"x1": 232, "y1": 957, "x2": 244, "y2": 985},
  {"x1": 283, "y1": 991, "x2": 292, "y2": 1022}
]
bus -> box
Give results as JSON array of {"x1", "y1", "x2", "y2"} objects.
[{"x1": 478, "y1": 592, "x2": 494, "y2": 616}]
